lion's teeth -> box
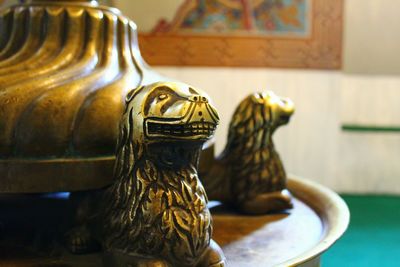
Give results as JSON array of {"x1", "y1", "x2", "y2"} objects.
[{"x1": 148, "y1": 121, "x2": 215, "y2": 137}]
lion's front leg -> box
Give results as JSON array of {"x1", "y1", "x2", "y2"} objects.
[
  {"x1": 197, "y1": 239, "x2": 226, "y2": 267},
  {"x1": 64, "y1": 191, "x2": 101, "y2": 254},
  {"x1": 237, "y1": 189, "x2": 293, "y2": 215}
]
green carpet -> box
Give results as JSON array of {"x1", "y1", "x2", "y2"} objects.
[{"x1": 323, "y1": 195, "x2": 400, "y2": 267}]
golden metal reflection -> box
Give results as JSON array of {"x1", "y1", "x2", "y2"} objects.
[
  {"x1": 0, "y1": 0, "x2": 163, "y2": 192},
  {"x1": 0, "y1": 0, "x2": 292, "y2": 263},
  {"x1": 64, "y1": 82, "x2": 226, "y2": 267},
  {"x1": 104, "y1": 82, "x2": 224, "y2": 266},
  {"x1": 200, "y1": 91, "x2": 295, "y2": 214}
]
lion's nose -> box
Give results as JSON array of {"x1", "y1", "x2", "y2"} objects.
[{"x1": 190, "y1": 95, "x2": 208, "y2": 103}]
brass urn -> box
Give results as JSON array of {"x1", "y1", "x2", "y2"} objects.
[{"x1": 0, "y1": 0, "x2": 164, "y2": 192}]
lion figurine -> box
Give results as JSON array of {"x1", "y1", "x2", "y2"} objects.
[
  {"x1": 65, "y1": 82, "x2": 226, "y2": 267},
  {"x1": 200, "y1": 91, "x2": 295, "y2": 214}
]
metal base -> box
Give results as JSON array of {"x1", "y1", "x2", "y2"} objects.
[{"x1": 0, "y1": 176, "x2": 349, "y2": 267}]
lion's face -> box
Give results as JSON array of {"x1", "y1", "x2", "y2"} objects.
[
  {"x1": 230, "y1": 91, "x2": 294, "y2": 134},
  {"x1": 109, "y1": 84, "x2": 217, "y2": 258},
  {"x1": 250, "y1": 91, "x2": 294, "y2": 128},
  {"x1": 125, "y1": 81, "x2": 219, "y2": 145},
  {"x1": 224, "y1": 91, "x2": 294, "y2": 156}
]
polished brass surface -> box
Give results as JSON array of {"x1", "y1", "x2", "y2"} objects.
[
  {"x1": 63, "y1": 82, "x2": 225, "y2": 266},
  {"x1": 200, "y1": 91, "x2": 295, "y2": 214},
  {"x1": 0, "y1": 0, "x2": 314, "y2": 265},
  {"x1": 0, "y1": 0, "x2": 163, "y2": 192},
  {"x1": 0, "y1": 176, "x2": 349, "y2": 267},
  {"x1": 103, "y1": 82, "x2": 224, "y2": 266}
]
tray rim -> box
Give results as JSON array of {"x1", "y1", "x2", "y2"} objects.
[{"x1": 278, "y1": 175, "x2": 350, "y2": 267}]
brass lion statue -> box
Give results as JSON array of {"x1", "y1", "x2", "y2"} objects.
[
  {"x1": 200, "y1": 91, "x2": 294, "y2": 214},
  {"x1": 65, "y1": 82, "x2": 226, "y2": 267}
]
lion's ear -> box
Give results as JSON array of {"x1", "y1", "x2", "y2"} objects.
[{"x1": 125, "y1": 85, "x2": 144, "y2": 103}]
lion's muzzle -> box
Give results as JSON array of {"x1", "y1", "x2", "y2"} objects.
[{"x1": 145, "y1": 95, "x2": 219, "y2": 141}]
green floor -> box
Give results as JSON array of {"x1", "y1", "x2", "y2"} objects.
[{"x1": 323, "y1": 195, "x2": 400, "y2": 267}]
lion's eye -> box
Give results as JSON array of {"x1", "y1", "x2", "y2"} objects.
[{"x1": 158, "y1": 94, "x2": 168, "y2": 100}]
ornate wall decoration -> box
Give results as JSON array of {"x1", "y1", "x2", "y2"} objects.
[
  {"x1": 138, "y1": 0, "x2": 343, "y2": 69},
  {"x1": 151, "y1": 0, "x2": 310, "y2": 36}
]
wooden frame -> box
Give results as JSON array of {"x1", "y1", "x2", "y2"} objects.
[{"x1": 138, "y1": 0, "x2": 343, "y2": 69}]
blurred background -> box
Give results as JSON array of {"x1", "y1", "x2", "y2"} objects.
[
  {"x1": 115, "y1": 1, "x2": 400, "y2": 266},
  {"x1": 116, "y1": 0, "x2": 400, "y2": 195},
  {"x1": 2, "y1": 0, "x2": 398, "y2": 194},
  {"x1": 1, "y1": 0, "x2": 399, "y2": 266}
]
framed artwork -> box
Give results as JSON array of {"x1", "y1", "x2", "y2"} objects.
[{"x1": 135, "y1": 0, "x2": 343, "y2": 69}]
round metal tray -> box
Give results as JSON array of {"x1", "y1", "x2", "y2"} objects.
[
  {"x1": 212, "y1": 175, "x2": 349, "y2": 267},
  {"x1": 0, "y1": 175, "x2": 349, "y2": 266}
]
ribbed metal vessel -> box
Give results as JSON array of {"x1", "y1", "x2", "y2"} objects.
[{"x1": 0, "y1": 0, "x2": 164, "y2": 192}]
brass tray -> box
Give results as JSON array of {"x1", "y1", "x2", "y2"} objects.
[
  {"x1": 0, "y1": 176, "x2": 349, "y2": 266},
  {"x1": 213, "y1": 175, "x2": 349, "y2": 267}
]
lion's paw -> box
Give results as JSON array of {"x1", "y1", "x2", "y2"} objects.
[
  {"x1": 64, "y1": 226, "x2": 100, "y2": 254},
  {"x1": 198, "y1": 239, "x2": 226, "y2": 267}
]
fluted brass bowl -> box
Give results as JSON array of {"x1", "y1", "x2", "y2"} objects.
[{"x1": 0, "y1": 0, "x2": 165, "y2": 192}]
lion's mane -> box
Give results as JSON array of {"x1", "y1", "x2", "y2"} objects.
[
  {"x1": 220, "y1": 94, "x2": 286, "y2": 205},
  {"x1": 103, "y1": 89, "x2": 212, "y2": 266}
]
